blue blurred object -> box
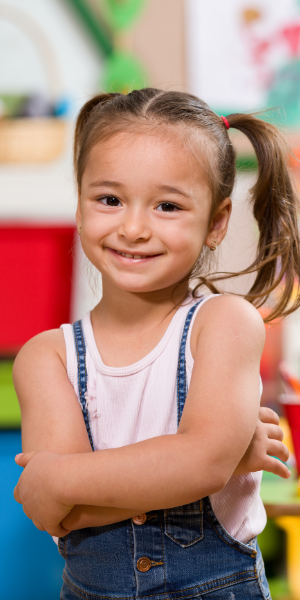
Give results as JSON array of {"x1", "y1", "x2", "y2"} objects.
[
  {"x1": 54, "y1": 97, "x2": 72, "y2": 117},
  {"x1": 0, "y1": 431, "x2": 64, "y2": 600}
]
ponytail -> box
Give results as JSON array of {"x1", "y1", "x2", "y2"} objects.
[
  {"x1": 231, "y1": 114, "x2": 300, "y2": 321},
  {"x1": 197, "y1": 113, "x2": 300, "y2": 322}
]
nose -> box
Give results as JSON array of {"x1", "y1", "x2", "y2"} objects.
[{"x1": 118, "y1": 207, "x2": 151, "y2": 243}]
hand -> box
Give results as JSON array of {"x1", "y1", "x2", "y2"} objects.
[
  {"x1": 61, "y1": 505, "x2": 148, "y2": 530},
  {"x1": 14, "y1": 451, "x2": 73, "y2": 537},
  {"x1": 234, "y1": 407, "x2": 290, "y2": 478}
]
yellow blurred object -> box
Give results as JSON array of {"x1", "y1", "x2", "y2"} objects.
[
  {"x1": 0, "y1": 118, "x2": 67, "y2": 163},
  {"x1": 279, "y1": 417, "x2": 294, "y2": 454},
  {"x1": 0, "y1": 5, "x2": 66, "y2": 163},
  {"x1": 242, "y1": 8, "x2": 261, "y2": 23},
  {"x1": 276, "y1": 516, "x2": 300, "y2": 599}
]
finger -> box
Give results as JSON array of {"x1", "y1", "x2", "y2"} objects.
[
  {"x1": 259, "y1": 407, "x2": 279, "y2": 425},
  {"x1": 22, "y1": 505, "x2": 32, "y2": 520},
  {"x1": 15, "y1": 451, "x2": 36, "y2": 467},
  {"x1": 266, "y1": 424, "x2": 284, "y2": 442},
  {"x1": 32, "y1": 519, "x2": 46, "y2": 532},
  {"x1": 45, "y1": 524, "x2": 71, "y2": 537},
  {"x1": 267, "y1": 440, "x2": 289, "y2": 463},
  {"x1": 263, "y1": 456, "x2": 291, "y2": 479},
  {"x1": 13, "y1": 484, "x2": 21, "y2": 504}
]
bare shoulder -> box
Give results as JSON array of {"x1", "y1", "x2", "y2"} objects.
[
  {"x1": 190, "y1": 295, "x2": 265, "y2": 358},
  {"x1": 13, "y1": 328, "x2": 66, "y2": 385}
]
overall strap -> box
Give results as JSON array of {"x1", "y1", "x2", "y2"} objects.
[
  {"x1": 177, "y1": 299, "x2": 204, "y2": 426},
  {"x1": 73, "y1": 320, "x2": 95, "y2": 450}
]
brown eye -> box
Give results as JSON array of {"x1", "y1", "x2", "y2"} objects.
[
  {"x1": 157, "y1": 203, "x2": 179, "y2": 212},
  {"x1": 100, "y1": 196, "x2": 121, "y2": 207}
]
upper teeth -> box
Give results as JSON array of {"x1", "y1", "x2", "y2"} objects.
[{"x1": 118, "y1": 251, "x2": 146, "y2": 259}]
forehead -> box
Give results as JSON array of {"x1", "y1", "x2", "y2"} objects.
[{"x1": 81, "y1": 127, "x2": 211, "y2": 195}]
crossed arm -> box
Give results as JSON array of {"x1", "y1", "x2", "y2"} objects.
[{"x1": 13, "y1": 296, "x2": 290, "y2": 537}]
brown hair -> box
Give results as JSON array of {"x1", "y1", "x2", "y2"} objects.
[{"x1": 74, "y1": 88, "x2": 300, "y2": 322}]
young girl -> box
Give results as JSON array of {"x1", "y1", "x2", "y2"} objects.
[{"x1": 13, "y1": 89, "x2": 299, "y2": 600}]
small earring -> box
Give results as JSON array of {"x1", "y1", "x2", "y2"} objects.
[
  {"x1": 210, "y1": 240, "x2": 217, "y2": 251},
  {"x1": 78, "y1": 226, "x2": 81, "y2": 235}
]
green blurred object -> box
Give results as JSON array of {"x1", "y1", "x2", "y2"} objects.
[
  {"x1": 236, "y1": 155, "x2": 258, "y2": 171},
  {"x1": 0, "y1": 94, "x2": 27, "y2": 118},
  {"x1": 268, "y1": 58, "x2": 300, "y2": 129},
  {"x1": 257, "y1": 519, "x2": 282, "y2": 561},
  {"x1": 63, "y1": 0, "x2": 113, "y2": 56},
  {"x1": 261, "y1": 470, "x2": 300, "y2": 507},
  {"x1": 268, "y1": 577, "x2": 290, "y2": 600},
  {"x1": 102, "y1": 0, "x2": 146, "y2": 31},
  {"x1": 101, "y1": 50, "x2": 147, "y2": 92},
  {"x1": 0, "y1": 361, "x2": 21, "y2": 428}
]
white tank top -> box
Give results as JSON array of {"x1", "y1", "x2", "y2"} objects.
[{"x1": 61, "y1": 294, "x2": 266, "y2": 544}]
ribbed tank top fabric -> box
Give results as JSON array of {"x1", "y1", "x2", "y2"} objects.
[{"x1": 61, "y1": 293, "x2": 266, "y2": 544}]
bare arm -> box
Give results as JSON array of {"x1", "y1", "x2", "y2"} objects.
[
  {"x1": 13, "y1": 329, "x2": 142, "y2": 531},
  {"x1": 15, "y1": 296, "x2": 269, "y2": 531}
]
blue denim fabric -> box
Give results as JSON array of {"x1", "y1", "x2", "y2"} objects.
[{"x1": 59, "y1": 302, "x2": 271, "y2": 600}]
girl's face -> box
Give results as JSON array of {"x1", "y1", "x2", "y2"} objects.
[{"x1": 77, "y1": 129, "x2": 231, "y2": 295}]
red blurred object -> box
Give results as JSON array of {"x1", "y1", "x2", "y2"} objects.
[
  {"x1": 282, "y1": 24, "x2": 300, "y2": 57},
  {"x1": 279, "y1": 362, "x2": 300, "y2": 397},
  {"x1": 259, "y1": 309, "x2": 282, "y2": 406},
  {"x1": 283, "y1": 402, "x2": 300, "y2": 475},
  {"x1": 0, "y1": 223, "x2": 76, "y2": 354}
]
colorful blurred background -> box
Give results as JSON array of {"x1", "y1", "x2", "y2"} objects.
[{"x1": 1, "y1": 1, "x2": 300, "y2": 598}]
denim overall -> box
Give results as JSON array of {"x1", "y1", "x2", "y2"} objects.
[{"x1": 59, "y1": 302, "x2": 271, "y2": 600}]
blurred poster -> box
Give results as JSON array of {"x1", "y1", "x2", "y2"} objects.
[{"x1": 186, "y1": 0, "x2": 300, "y2": 127}]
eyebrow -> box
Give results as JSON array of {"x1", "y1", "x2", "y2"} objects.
[
  {"x1": 156, "y1": 185, "x2": 191, "y2": 198},
  {"x1": 89, "y1": 180, "x2": 191, "y2": 198},
  {"x1": 89, "y1": 180, "x2": 124, "y2": 188}
]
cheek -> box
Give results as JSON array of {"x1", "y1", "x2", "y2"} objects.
[{"x1": 167, "y1": 221, "x2": 204, "y2": 262}]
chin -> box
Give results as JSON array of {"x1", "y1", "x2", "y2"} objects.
[{"x1": 111, "y1": 275, "x2": 158, "y2": 293}]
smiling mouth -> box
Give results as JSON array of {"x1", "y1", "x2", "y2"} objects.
[{"x1": 109, "y1": 248, "x2": 160, "y2": 260}]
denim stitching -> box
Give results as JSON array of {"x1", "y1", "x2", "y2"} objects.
[
  {"x1": 255, "y1": 554, "x2": 271, "y2": 600},
  {"x1": 256, "y1": 574, "x2": 271, "y2": 600},
  {"x1": 129, "y1": 523, "x2": 137, "y2": 589},
  {"x1": 165, "y1": 501, "x2": 204, "y2": 547},
  {"x1": 204, "y1": 502, "x2": 256, "y2": 557},
  {"x1": 176, "y1": 300, "x2": 203, "y2": 427},
  {"x1": 160, "y1": 515, "x2": 167, "y2": 594},
  {"x1": 164, "y1": 532, "x2": 203, "y2": 546},
  {"x1": 73, "y1": 320, "x2": 94, "y2": 450},
  {"x1": 170, "y1": 302, "x2": 206, "y2": 546},
  {"x1": 62, "y1": 568, "x2": 256, "y2": 600},
  {"x1": 170, "y1": 575, "x2": 257, "y2": 600}
]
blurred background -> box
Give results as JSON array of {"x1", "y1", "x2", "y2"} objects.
[{"x1": 1, "y1": 1, "x2": 300, "y2": 598}]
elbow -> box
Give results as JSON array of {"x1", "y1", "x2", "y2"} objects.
[
  {"x1": 206, "y1": 470, "x2": 230, "y2": 495},
  {"x1": 211, "y1": 470, "x2": 231, "y2": 494},
  {"x1": 194, "y1": 460, "x2": 232, "y2": 497}
]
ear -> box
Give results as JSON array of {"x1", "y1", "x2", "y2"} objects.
[{"x1": 205, "y1": 198, "x2": 232, "y2": 250}]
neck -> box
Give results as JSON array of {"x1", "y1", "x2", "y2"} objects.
[{"x1": 92, "y1": 277, "x2": 190, "y2": 332}]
